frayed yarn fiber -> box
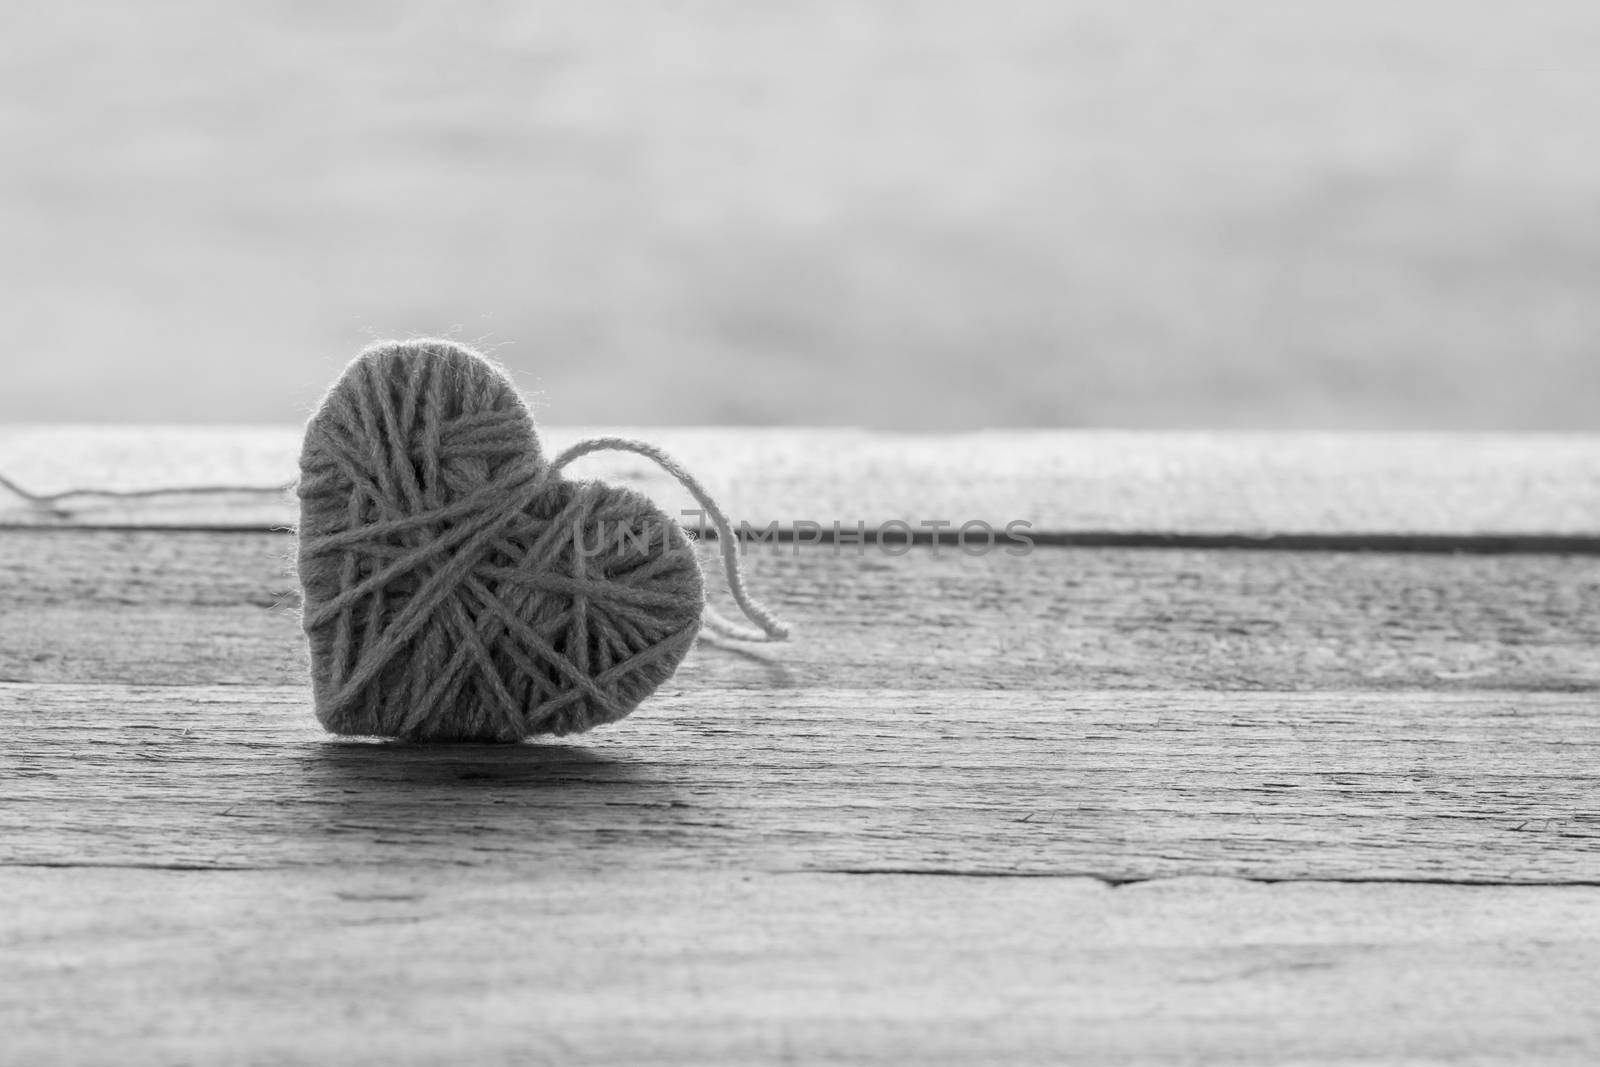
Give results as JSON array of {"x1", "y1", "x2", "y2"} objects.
[{"x1": 296, "y1": 340, "x2": 706, "y2": 741}]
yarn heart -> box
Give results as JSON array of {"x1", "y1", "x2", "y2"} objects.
[{"x1": 296, "y1": 340, "x2": 708, "y2": 741}]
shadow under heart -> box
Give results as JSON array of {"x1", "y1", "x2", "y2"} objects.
[{"x1": 283, "y1": 739, "x2": 704, "y2": 870}]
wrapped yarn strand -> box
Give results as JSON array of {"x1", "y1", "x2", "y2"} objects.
[{"x1": 296, "y1": 338, "x2": 788, "y2": 742}]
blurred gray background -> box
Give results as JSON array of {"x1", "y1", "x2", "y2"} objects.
[{"x1": 2, "y1": 1, "x2": 1597, "y2": 430}]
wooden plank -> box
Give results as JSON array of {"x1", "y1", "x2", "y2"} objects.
[
  {"x1": 5, "y1": 430, "x2": 1596, "y2": 1065},
  {"x1": 4, "y1": 683, "x2": 1597, "y2": 883},
  {"x1": 2, "y1": 425, "x2": 1598, "y2": 537},
  {"x1": 3, "y1": 866, "x2": 1598, "y2": 1066},
  {"x1": 4, "y1": 530, "x2": 1598, "y2": 692}
]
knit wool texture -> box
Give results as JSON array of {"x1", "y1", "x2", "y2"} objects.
[{"x1": 296, "y1": 340, "x2": 704, "y2": 741}]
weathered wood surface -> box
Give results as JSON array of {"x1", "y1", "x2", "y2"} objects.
[
  {"x1": 4, "y1": 683, "x2": 1598, "y2": 883},
  {"x1": 5, "y1": 866, "x2": 1598, "y2": 1067},
  {"x1": 3, "y1": 425, "x2": 1598, "y2": 538},
  {"x1": 5, "y1": 530, "x2": 1599, "y2": 692},
  {"x1": 3, "y1": 428, "x2": 1599, "y2": 1065}
]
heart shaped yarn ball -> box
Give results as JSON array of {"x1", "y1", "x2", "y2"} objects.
[{"x1": 296, "y1": 340, "x2": 705, "y2": 741}]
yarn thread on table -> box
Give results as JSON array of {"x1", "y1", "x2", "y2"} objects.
[
  {"x1": 0, "y1": 473, "x2": 291, "y2": 516},
  {"x1": 296, "y1": 339, "x2": 786, "y2": 742},
  {"x1": 0, "y1": 339, "x2": 788, "y2": 743}
]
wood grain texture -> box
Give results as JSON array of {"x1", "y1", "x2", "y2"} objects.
[
  {"x1": 2, "y1": 425, "x2": 1597, "y2": 537},
  {"x1": 4, "y1": 530, "x2": 1598, "y2": 692},
  {"x1": 3, "y1": 683, "x2": 1597, "y2": 883},
  {"x1": 5, "y1": 424, "x2": 1598, "y2": 1065},
  {"x1": 4, "y1": 866, "x2": 1598, "y2": 1067}
]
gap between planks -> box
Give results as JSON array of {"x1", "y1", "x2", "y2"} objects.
[{"x1": 11, "y1": 523, "x2": 1600, "y2": 554}]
